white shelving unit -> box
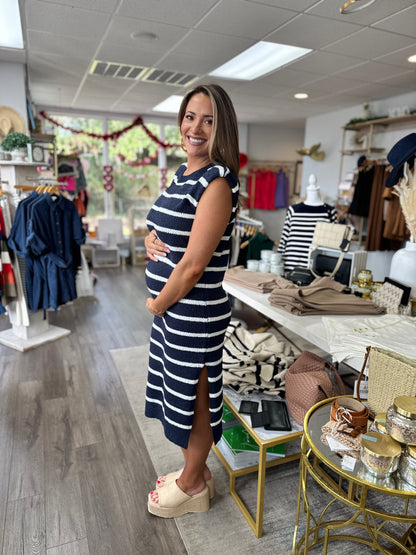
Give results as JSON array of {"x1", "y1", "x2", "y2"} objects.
[
  {"x1": 128, "y1": 204, "x2": 153, "y2": 266},
  {"x1": 339, "y1": 113, "x2": 416, "y2": 183}
]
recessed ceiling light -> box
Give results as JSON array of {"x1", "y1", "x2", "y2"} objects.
[
  {"x1": 130, "y1": 31, "x2": 159, "y2": 41},
  {"x1": 294, "y1": 93, "x2": 309, "y2": 99},
  {"x1": 340, "y1": 0, "x2": 376, "y2": 14},
  {"x1": 0, "y1": 0, "x2": 23, "y2": 49},
  {"x1": 152, "y1": 95, "x2": 183, "y2": 113},
  {"x1": 408, "y1": 54, "x2": 416, "y2": 63},
  {"x1": 209, "y1": 41, "x2": 312, "y2": 81}
]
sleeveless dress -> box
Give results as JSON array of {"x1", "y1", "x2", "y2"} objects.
[{"x1": 145, "y1": 162, "x2": 239, "y2": 449}]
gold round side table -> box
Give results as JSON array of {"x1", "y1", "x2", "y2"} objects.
[{"x1": 293, "y1": 397, "x2": 416, "y2": 554}]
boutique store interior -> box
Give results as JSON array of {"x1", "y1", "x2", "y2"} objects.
[{"x1": 1, "y1": 1, "x2": 416, "y2": 553}]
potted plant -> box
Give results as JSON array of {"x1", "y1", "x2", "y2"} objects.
[{"x1": 0, "y1": 132, "x2": 35, "y2": 162}]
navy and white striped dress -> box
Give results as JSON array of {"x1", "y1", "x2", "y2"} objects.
[{"x1": 145, "y1": 162, "x2": 239, "y2": 449}]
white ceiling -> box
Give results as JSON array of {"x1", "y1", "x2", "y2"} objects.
[{"x1": 2, "y1": 0, "x2": 416, "y2": 126}]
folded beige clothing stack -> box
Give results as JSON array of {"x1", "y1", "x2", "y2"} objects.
[
  {"x1": 224, "y1": 266, "x2": 278, "y2": 292},
  {"x1": 269, "y1": 276, "x2": 386, "y2": 316}
]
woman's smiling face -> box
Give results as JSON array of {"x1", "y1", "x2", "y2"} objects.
[{"x1": 181, "y1": 92, "x2": 213, "y2": 164}]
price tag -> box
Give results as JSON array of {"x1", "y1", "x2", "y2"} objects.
[
  {"x1": 326, "y1": 436, "x2": 350, "y2": 451},
  {"x1": 341, "y1": 455, "x2": 356, "y2": 472}
]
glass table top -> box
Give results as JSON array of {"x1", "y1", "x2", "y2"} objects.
[{"x1": 307, "y1": 402, "x2": 416, "y2": 495}]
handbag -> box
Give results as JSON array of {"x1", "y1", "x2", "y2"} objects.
[
  {"x1": 285, "y1": 351, "x2": 346, "y2": 425},
  {"x1": 286, "y1": 266, "x2": 315, "y2": 286},
  {"x1": 308, "y1": 222, "x2": 353, "y2": 279},
  {"x1": 356, "y1": 346, "x2": 416, "y2": 415},
  {"x1": 372, "y1": 279, "x2": 412, "y2": 314}
]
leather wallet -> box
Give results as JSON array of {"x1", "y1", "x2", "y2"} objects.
[
  {"x1": 261, "y1": 400, "x2": 291, "y2": 431},
  {"x1": 239, "y1": 400, "x2": 259, "y2": 415},
  {"x1": 250, "y1": 411, "x2": 270, "y2": 428}
]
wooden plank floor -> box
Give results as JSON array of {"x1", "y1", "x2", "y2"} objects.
[{"x1": 0, "y1": 265, "x2": 188, "y2": 555}]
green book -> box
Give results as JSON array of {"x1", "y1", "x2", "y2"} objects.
[
  {"x1": 222, "y1": 425, "x2": 285, "y2": 456},
  {"x1": 222, "y1": 405, "x2": 240, "y2": 430}
]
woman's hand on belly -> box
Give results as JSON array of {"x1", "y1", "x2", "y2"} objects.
[
  {"x1": 145, "y1": 230, "x2": 170, "y2": 261},
  {"x1": 146, "y1": 297, "x2": 166, "y2": 317}
]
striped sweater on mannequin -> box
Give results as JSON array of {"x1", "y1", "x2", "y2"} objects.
[{"x1": 278, "y1": 202, "x2": 337, "y2": 272}]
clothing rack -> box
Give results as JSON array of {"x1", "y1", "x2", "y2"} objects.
[
  {"x1": 237, "y1": 213, "x2": 264, "y2": 228},
  {"x1": 247, "y1": 160, "x2": 302, "y2": 214},
  {"x1": 0, "y1": 189, "x2": 72, "y2": 351}
]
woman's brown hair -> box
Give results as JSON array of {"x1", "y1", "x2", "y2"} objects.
[{"x1": 178, "y1": 84, "x2": 240, "y2": 177}]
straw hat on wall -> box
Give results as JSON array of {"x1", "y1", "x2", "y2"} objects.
[{"x1": 0, "y1": 106, "x2": 26, "y2": 139}]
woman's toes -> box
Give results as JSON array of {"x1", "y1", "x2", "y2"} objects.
[{"x1": 149, "y1": 491, "x2": 159, "y2": 503}]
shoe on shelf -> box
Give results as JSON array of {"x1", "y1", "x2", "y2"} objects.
[
  {"x1": 156, "y1": 468, "x2": 215, "y2": 499},
  {"x1": 148, "y1": 480, "x2": 210, "y2": 518}
]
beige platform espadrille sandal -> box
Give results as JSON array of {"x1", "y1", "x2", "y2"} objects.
[
  {"x1": 148, "y1": 480, "x2": 210, "y2": 518},
  {"x1": 156, "y1": 469, "x2": 215, "y2": 499}
]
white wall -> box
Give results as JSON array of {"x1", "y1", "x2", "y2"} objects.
[
  {"x1": 248, "y1": 123, "x2": 304, "y2": 162},
  {"x1": 0, "y1": 62, "x2": 28, "y2": 132},
  {"x1": 301, "y1": 91, "x2": 416, "y2": 203},
  {"x1": 246, "y1": 123, "x2": 304, "y2": 241}
]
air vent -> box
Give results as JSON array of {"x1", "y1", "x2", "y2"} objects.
[
  {"x1": 90, "y1": 60, "x2": 148, "y2": 80},
  {"x1": 142, "y1": 69, "x2": 197, "y2": 87},
  {"x1": 90, "y1": 60, "x2": 198, "y2": 87}
]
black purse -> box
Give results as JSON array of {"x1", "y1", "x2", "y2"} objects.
[{"x1": 286, "y1": 266, "x2": 316, "y2": 286}]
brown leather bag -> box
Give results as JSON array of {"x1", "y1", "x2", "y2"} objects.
[{"x1": 285, "y1": 351, "x2": 346, "y2": 425}]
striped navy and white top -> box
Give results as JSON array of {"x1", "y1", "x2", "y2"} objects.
[
  {"x1": 144, "y1": 162, "x2": 239, "y2": 449},
  {"x1": 278, "y1": 202, "x2": 337, "y2": 271}
]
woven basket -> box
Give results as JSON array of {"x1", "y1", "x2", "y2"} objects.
[{"x1": 361, "y1": 347, "x2": 416, "y2": 415}]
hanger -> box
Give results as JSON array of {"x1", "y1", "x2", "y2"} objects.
[{"x1": 14, "y1": 184, "x2": 38, "y2": 192}]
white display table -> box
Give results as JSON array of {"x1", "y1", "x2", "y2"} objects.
[{"x1": 223, "y1": 281, "x2": 364, "y2": 371}]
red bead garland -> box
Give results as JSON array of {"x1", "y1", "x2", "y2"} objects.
[
  {"x1": 118, "y1": 153, "x2": 158, "y2": 167},
  {"x1": 39, "y1": 111, "x2": 180, "y2": 149}
]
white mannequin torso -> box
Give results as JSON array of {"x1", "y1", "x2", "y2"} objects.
[{"x1": 304, "y1": 174, "x2": 323, "y2": 206}]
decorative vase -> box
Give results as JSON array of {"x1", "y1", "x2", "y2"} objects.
[
  {"x1": 11, "y1": 148, "x2": 27, "y2": 162},
  {"x1": 389, "y1": 241, "x2": 416, "y2": 297}
]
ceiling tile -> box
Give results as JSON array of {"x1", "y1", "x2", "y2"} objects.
[
  {"x1": 231, "y1": 79, "x2": 288, "y2": 97},
  {"x1": 27, "y1": 30, "x2": 98, "y2": 59},
  {"x1": 249, "y1": 0, "x2": 319, "y2": 12},
  {"x1": 334, "y1": 61, "x2": 411, "y2": 83},
  {"x1": 338, "y1": 80, "x2": 404, "y2": 100},
  {"x1": 155, "y1": 52, "x2": 214, "y2": 75},
  {"x1": 293, "y1": 75, "x2": 363, "y2": 96},
  {"x1": 27, "y1": 0, "x2": 119, "y2": 11},
  {"x1": 81, "y1": 75, "x2": 136, "y2": 94},
  {"x1": 28, "y1": 56, "x2": 89, "y2": 85},
  {"x1": 95, "y1": 44, "x2": 160, "y2": 68},
  {"x1": 289, "y1": 50, "x2": 364, "y2": 75},
  {"x1": 375, "y1": 44, "x2": 416, "y2": 68},
  {"x1": 377, "y1": 70, "x2": 416, "y2": 89},
  {"x1": 25, "y1": 0, "x2": 111, "y2": 38},
  {"x1": 267, "y1": 13, "x2": 362, "y2": 49},
  {"x1": 166, "y1": 29, "x2": 254, "y2": 71},
  {"x1": 267, "y1": 67, "x2": 318, "y2": 88},
  {"x1": 372, "y1": 6, "x2": 416, "y2": 38},
  {"x1": 197, "y1": 0, "x2": 296, "y2": 39},
  {"x1": 105, "y1": 16, "x2": 186, "y2": 49},
  {"x1": 307, "y1": 0, "x2": 416, "y2": 25},
  {"x1": 323, "y1": 27, "x2": 415, "y2": 59},
  {"x1": 117, "y1": 0, "x2": 219, "y2": 26}
]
